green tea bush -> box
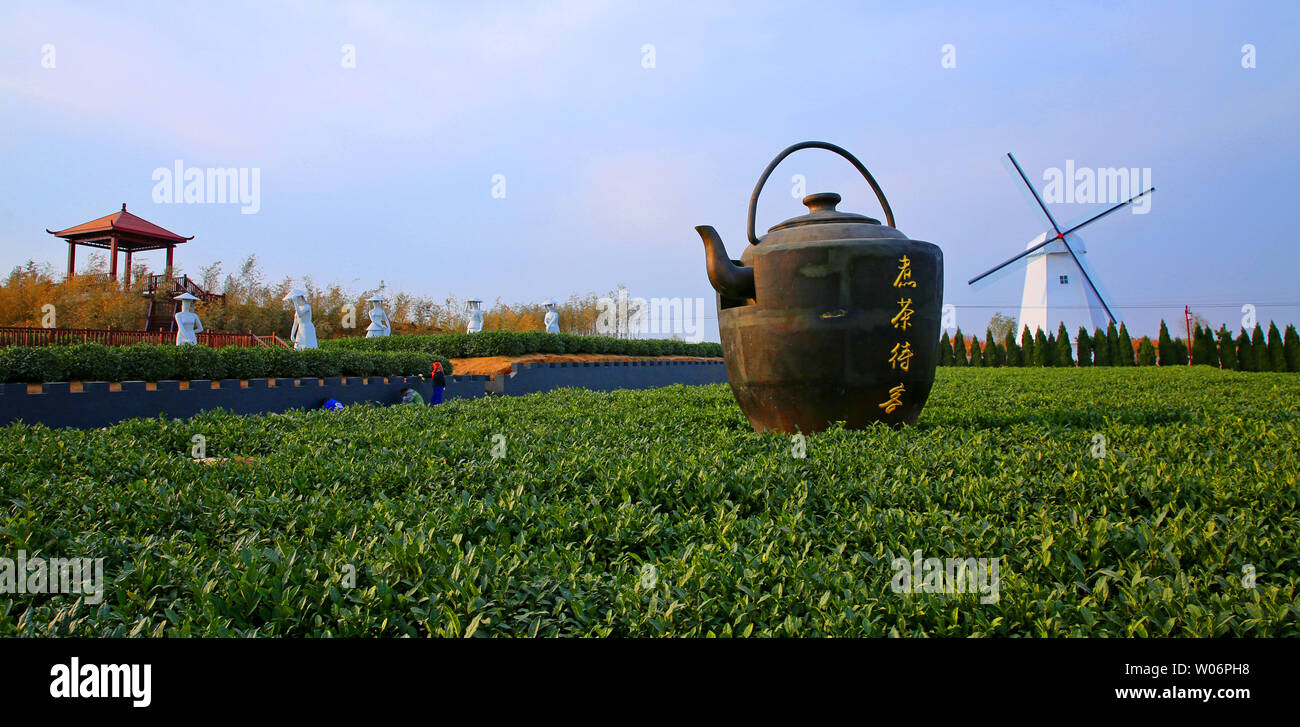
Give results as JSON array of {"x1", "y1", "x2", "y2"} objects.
[
  {"x1": 1, "y1": 367, "x2": 1296, "y2": 637},
  {"x1": 118, "y1": 345, "x2": 171, "y2": 383},
  {"x1": 63, "y1": 343, "x2": 124, "y2": 382},
  {"x1": 0, "y1": 346, "x2": 69, "y2": 383},
  {"x1": 216, "y1": 346, "x2": 267, "y2": 380},
  {"x1": 0, "y1": 343, "x2": 448, "y2": 383},
  {"x1": 321, "y1": 330, "x2": 723, "y2": 358},
  {"x1": 172, "y1": 343, "x2": 222, "y2": 381}
]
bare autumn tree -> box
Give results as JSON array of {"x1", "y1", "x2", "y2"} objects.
[{"x1": 986, "y1": 312, "x2": 1017, "y2": 344}]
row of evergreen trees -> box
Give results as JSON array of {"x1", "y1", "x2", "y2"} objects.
[{"x1": 938, "y1": 320, "x2": 1300, "y2": 372}]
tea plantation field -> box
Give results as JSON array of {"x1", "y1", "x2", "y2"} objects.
[{"x1": 1, "y1": 368, "x2": 1297, "y2": 636}]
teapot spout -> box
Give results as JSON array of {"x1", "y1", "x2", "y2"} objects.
[{"x1": 696, "y1": 225, "x2": 755, "y2": 301}]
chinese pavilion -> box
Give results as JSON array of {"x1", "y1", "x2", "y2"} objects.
[
  {"x1": 47, "y1": 204, "x2": 224, "y2": 331},
  {"x1": 47, "y1": 203, "x2": 193, "y2": 288}
]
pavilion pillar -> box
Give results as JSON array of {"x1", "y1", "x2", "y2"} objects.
[
  {"x1": 109, "y1": 236, "x2": 119, "y2": 282},
  {"x1": 165, "y1": 245, "x2": 174, "y2": 277},
  {"x1": 67, "y1": 241, "x2": 76, "y2": 279},
  {"x1": 124, "y1": 250, "x2": 133, "y2": 288}
]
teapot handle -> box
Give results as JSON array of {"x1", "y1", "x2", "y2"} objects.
[{"x1": 747, "y1": 141, "x2": 895, "y2": 245}]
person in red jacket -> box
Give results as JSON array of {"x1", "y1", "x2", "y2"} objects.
[{"x1": 430, "y1": 361, "x2": 446, "y2": 405}]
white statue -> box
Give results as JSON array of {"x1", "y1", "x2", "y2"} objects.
[
  {"x1": 283, "y1": 288, "x2": 318, "y2": 350},
  {"x1": 544, "y1": 299, "x2": 560, "y2": 334},
  {"x1": 466, "y1": 298, "x2": 484, "y2": 334},
  {"x1": 365, "y1": 295, "x2": 391, "y2": 338},
  {"x1": 174, "y1": 292, "x2": 203, "y2": 345}
]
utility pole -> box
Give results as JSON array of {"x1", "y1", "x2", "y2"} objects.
[{"x1": 1184, "y1": 305, "x2": 1194, "y2": 366}]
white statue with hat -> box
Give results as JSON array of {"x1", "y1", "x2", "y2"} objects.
[
  {"x1": 466, "y1": 298, "x2": 484, "y2": 334},
  {"x1": 365, "y1": 295, "x2": 391, "y2": 338},
  {"x1": 544, "y1": 299, "x2": 560, "y2": 334},
  {"x1": 173, "y1": 292, "x2": 204, "y2": 346},
  {"x1": 283, "y1": 288, "x2": 318, "y2": 350}
]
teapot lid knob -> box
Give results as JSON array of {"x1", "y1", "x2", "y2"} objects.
[{"x1": 802, "y1": 192, "x2": 841, "y2": 213}]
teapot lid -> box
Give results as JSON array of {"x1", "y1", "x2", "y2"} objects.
[{"x1": 768, "y1": 192, "x2": 880, "y2": 232}]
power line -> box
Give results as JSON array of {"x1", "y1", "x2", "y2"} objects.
[
  {"x1": 945, "y1": 302, "x2": 1300, "y2": 310},
  {"x1": 686, "y1": 301, "x2": 1299, "y2": 320}
]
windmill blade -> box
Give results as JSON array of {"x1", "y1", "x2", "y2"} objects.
[
  {"x1": 1058, "y1": 237, "x2": 1117, "y2": 323},
  {"x1": 967, "y1": 234, "x2": 1056, "y2": 285},
  {"x1": 1070, "y1": 245, "x2": 1121, "y2": 322},
  {"x1": 1004, "y1": 153, "x2": 1061, "y2": 235},
  {"x1": 968, "y1": 250, "x2": 1034, "y2": 290},
  {"x1": 1060, "y1": 186, "x2": 1155, "y2": 236}
]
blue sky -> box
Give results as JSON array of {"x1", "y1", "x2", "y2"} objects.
[{"x1": 1, "y1": 0, "x2": 1296, "y2": 341}]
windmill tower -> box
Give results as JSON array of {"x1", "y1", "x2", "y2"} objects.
[{"x1": 969, "y1": 153, "x2": 1154, "y2": 342}]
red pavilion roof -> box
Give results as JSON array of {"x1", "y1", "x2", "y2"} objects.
[{"x1": 47, "y1": 204, "x2": 193, "y2": 244}]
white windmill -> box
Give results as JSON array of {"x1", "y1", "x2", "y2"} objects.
[{"x1": 969, "y1": 153, "x2": 1154, "y2": 341}]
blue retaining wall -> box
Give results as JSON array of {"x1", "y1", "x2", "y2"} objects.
[
  {"x1": 1, "y1": 376, "x2": 428, "y2": 429},
  {"x1": 0, "y1": 361, "x2": 727, "y2": 429}
]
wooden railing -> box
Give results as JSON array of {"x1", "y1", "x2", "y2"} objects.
[
  {"x1": 142, "y1": 274, "x2": 225, "y2": 303},
  {"x1": 0, "y1": 326, "x2": 257, "y2": 348},
  {"x1": 253, "y1": 332, "x2": 294, "y2": 349}
]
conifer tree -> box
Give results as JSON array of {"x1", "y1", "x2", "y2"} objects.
[
  {"x1": 1157, "y1": 321, "x2": 1174, "y2": 366},
  {"x1": 952, "y1": 329, "x2": 967, "y2": 367},
  {"x1": 1251, "y1": 324, "x2": 1267, "y2": 372},
  {"x1": 1117, "y1": 323, "x2": 1136, "y2": 366},
  {"x1": 1020, "y1": 327, "x2": 1034, "y2": 367},
  {"x1": 1076, "y1": 327, "x2": 1092, "y2": 367},
  {"x1": 1285, "y1": 324, "x2": 1300, "y2": 372},
  {"x1": 1056, "y1": 322, "x2": 1073, "y2": 366},
  {"x1": 1216, "y1": 325, "x2": 1236, "y2": 370},
  {"x1": 970, "y1": 336, "x2": 983, "y2": 366},
  {"x1": 1192, "y1": 324, "x2": 1217, "y2": 367},
  {"x1": 1033, "y1": 328, "x2": 1050, "y2": 366},
  {"x1": 1267, "y1": 322, "x2": 1287, "y2": 372},
  {"x1": 938, "y1": 331, "x2": 952, "y2": 366},
  {"x1": 1105, "y1": 321, "x2": 1120, "y2": 366},
  {"x1": 1093, "y1": 328, "x2": 1111, "y2": 366},
  {"x1": 1004, "y1": 331, "x2": 1020, "y2": 367},
  {"x1": 1137, "y1": 337, "x2": 1157, "y2": 365},
  {"x1": 1172, "y1": 337, "x2": 1189, "y2": 366},
  {"x1": 1204, "y1": 325, "x2": 1221, "y2": 366},
  {"x1": 1235, "y1": 329, "x2": 1254, "y2": 371},
  {"x1": 985, "y1": 329, "x2": 1003, "y2": 367}
]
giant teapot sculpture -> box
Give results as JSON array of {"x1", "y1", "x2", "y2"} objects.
[{"x1": 697, "y1": 141, "x2": 943, "y2": 432}]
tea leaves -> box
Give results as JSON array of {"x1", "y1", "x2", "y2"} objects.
[{"x1": 0, "y1": 367, "x2": 1296, "y2": 636}]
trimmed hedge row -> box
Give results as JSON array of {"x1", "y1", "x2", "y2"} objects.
[
  {"x1": 322, "y1": 330, "x2": 723, "y2": 358},
  {"x1": 0, "y1": 343, "x2": 450, "y2": 384}
]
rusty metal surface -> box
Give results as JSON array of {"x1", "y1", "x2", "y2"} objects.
[{"x1": 699, "y1": 142, "x2": 943, "y2": 433}]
